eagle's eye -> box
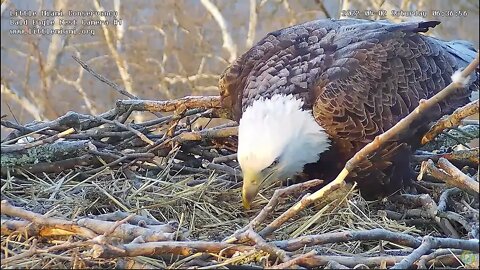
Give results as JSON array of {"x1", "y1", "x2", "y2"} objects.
[{"x1": 263, "y1": 157, "x2": 280, "y2": 172}]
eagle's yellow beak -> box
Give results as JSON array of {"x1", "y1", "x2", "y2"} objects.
[{"x1": 242, "y1": 171, "x2": 261, "y2": 209}]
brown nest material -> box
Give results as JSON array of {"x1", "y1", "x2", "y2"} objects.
[{"x1": 1, "y1": 55, "x2": 479, "y2": 269}]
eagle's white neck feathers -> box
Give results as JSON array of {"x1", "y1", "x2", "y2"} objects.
[{"x1": 237, "y1": 94, "x2": 330, "y2": 180}]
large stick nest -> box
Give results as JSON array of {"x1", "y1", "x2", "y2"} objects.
[{"x1": 1, "y1": 56, "x2": 479, "y2": 269}]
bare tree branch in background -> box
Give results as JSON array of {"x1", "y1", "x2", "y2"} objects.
[
  {"x1": 57, "y1": 53, "x2": 98, "y2": 115},
  {"x1": 1, "y1": 84, "x2": 43, "y2": 121},
  {"x1": 44, "y1": 1, "x2": 66, "y2": 86},
  {"x1": 127, "y1": 24, "x2": 168, "y2": 75},
  {"x1": 340, "y1": 0, "x2": 350, "y2": 18},
  {"x1": 282, "y1": 0, "x2": 295, "y2": 25},
  {"x1": 113, "y1": 0, "x2": 125, "y2": 53},
  {"x1": 316, "y1": 0, "x2": 332, "y2": 18},
  {"x1": 200, "y1": 0, "x2": 238, "y2": 63},
  {"x1": 246, "y1": 0, "x2": 258, "y2": 48},
  {"x1": 92, "y1": 0, "x2": 137, "y2": 98},
  {"x1": 1, "y1": 0, "x2": 11, "y2": 16}
]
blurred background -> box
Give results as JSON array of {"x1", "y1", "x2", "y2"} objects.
[{"x1": 1, "y1": 0, "x2": 479, "y2": 138}]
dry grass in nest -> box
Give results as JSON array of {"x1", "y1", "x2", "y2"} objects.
[
  {"x1": 1, "y1": 56, "x2": 479, "y2": 269},
  {"x1": 1, "y1": 152, "x2": 478, "y2": 268},
  {"x1": 2, "y1": 129, "x2": 479, "y2": 269}
]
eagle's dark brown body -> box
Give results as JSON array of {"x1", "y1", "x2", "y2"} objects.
[{"x1": 220, "y1": 19, "x2": 478, "y2": 197}]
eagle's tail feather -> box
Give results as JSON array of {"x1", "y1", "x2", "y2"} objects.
[
  {"x1": 384, "y1": 20, "x2": 440, "y2": 33},
  {"x1": 445, "y1": 40, "x2": 477, "y2": 65}
]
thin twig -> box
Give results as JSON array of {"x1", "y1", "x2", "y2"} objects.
[{"x1": 72, "y1": 55, "x2": 137, "y2": 100}]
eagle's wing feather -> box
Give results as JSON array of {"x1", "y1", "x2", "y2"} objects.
[
  {"x1": 220, "y1": 19, "x2": 476, "y2": 128},
  {"x1": 219, "y1": 20, "x2": 352, "y2": 121},
  {"x1": 312, "y1": 20, "x2": 475, "y2": 143}
]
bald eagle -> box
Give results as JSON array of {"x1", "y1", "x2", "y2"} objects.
[{"x1": 219, "y1": 19, "x2": 479, "y2": 209}]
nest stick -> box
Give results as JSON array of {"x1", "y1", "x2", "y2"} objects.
[
  {"x1": 232, "y1": 179, "x2": 323, "y2": 237},
  {"x1": 91, "y1": 241, "x2": 254, "y2": 258},
  {"x1": 437, "y1": 157, "x2": 479, "y2": 194},
  {"x1": 1, "y1": 127, "x2": 75, "y2": 153},
  {"x1": 420, "y1": 158, "x2": 479, "y2": 195},
  {"x1": 413, "y1": 147, "x2": 479, "y2": 165},
  {"x1": 1, "y1": 200, "x2": 178, "y2": 242},
  {"x1": 293, "y1": 253, "x2": 462, "y2": 268},
  {"x1": 273, "y1": 228, "x2": 421, "y2": 252},
  {"x1": 259, "y1": 170, "x2": 347, "y2": 237},
  {"x1": 116, "y1": 96, "x2": 223, "y2": 113},
  {"x1": 271, "y1": 250, "x2": 316, "y2": 269},
  {"x1": 422, "y1": 99, "x2": 479, "y2": 145},
  {"x1": 1, "y1": 239, "x2": 38, "y2": 265},
  {"x1": 1, "y1": 200, "x2": 97, "y2": 239},
  {"x1": 236, "y1": 229, "x2": 291, "y2": 263},
  {"x1": 391, "y1": 236, "x2": 436, "y2": 269}
]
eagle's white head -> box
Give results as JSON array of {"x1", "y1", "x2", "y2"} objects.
[{"x1": 237, "y1": 94, "x2": 330, "y2": 209}]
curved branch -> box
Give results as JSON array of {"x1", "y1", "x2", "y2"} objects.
[{"x1": 200, "y1": 0, "x2": 237, "y2": 63}]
